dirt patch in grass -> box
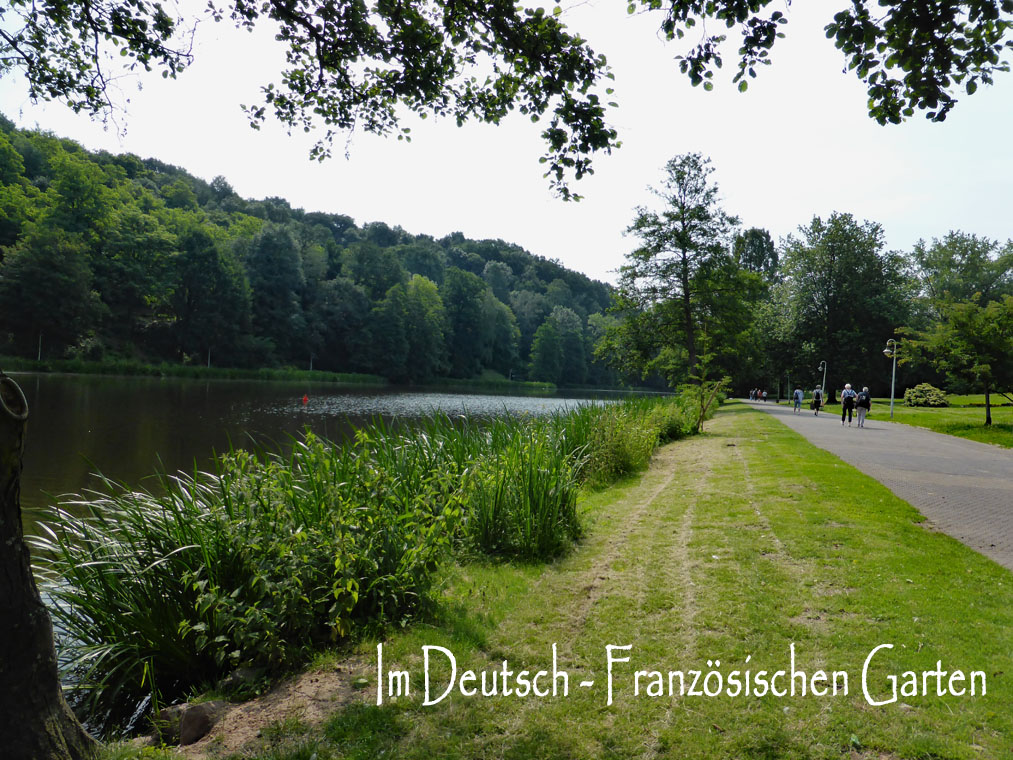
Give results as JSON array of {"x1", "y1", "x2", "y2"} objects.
[{"x1": 180, "y1": 657, "x2": 371, "y2": 758}]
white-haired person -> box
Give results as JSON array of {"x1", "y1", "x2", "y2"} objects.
[
  {"x1": 840, "y1": 383, "x2": 858, "y2": 426},
  {"x1": 855, "y1": 386, "x2": 872, "y2": 427},
  {"x1": 811, "y1": 384, "x2": 823, "y2": 415}
]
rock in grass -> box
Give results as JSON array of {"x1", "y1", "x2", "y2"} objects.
[
  {"x1": 352, "y1": 676, "x2": 370, "y2": 690},
  {"x1": 179, "y1": 701, "x2": 228, "y2": 745},
  {"x1": 152, "y1": 701, "x2": 228, "y2": 746},
  {"x1": 151, "y1": 704, "x2": 187, "y2": 744}
]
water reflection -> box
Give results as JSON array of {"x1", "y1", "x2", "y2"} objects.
[{"x1": 14, "y1": 373, "x2": 624, "y2": 525}]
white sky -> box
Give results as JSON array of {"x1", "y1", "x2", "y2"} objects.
[{"x1": 2, "y1": 1, "x2": 1012, "y2": 284}]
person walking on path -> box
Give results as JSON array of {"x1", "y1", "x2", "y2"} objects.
[
  {"x1": 811, "y1": 385, "x2": 823, "y2": 415},
  {"x1": 840, "y1": 383, "x2": 858, "y2": 426},
  {"x1": 792, "y1": 386, "x2": 804, "y2": 414},
  {"x1": 855, "y1": 386, "x2": 872, "y2": 428}
]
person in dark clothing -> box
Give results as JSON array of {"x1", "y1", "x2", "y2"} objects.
[
  {"x1": 812, "y1": 385, "x2": 823, "y2": 415},
  {"x1": 840, "y1": 383, "x2": 858, "y2": 426},
  {"x1": 855, "y1": 386, "x2": 872, "y2": 428}
]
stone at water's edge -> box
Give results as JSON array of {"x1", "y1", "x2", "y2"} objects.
[
  {"x1": 153, "y1": 701, "x2": 229, "y2": 746},
  {"x1": 180, "y1": 701, "x2": 229, "y2": 745},
  {"x1": 151, "y1": 704, "x2": 186, "y2": 744}
]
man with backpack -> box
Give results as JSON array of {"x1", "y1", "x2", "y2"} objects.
[
  {"x1": 855, "y1": 386, "x2": 872, "y2": 428},
  {"x1": 811, "y1": 385, "x2": 823, "y2": 415},
  {"x1": 792, "y1": 386, "x2": 804, "y2": 414}
]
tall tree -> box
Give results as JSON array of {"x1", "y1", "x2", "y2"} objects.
[
  {"x1": 548, "y1": 306, "x2": 587, "y2": 385},
  {"x1": 779, "y1": 212, "x2": 914, "y2": 397},
  {"x1": 611, "y1": 153, "x2": 742, "y2": 383},
  {"x1": 314, "y1": 277, "x2": 372, "y2": 373},
  {"x1": 479, "y1": 292, "x2": 521, "y2": 377},
  {"x1": 510, "y1": 289, "x2": 551, "y2": 362},
  {"x1": 912, "y1": 232, "x2": 1013, "y2": 317},
  {"x1": 0, "y1": 226, "x2": 103, "y2": 357},
  {"x1": 245, "y1": 225, "x2": 306, "y2": 359},
  {"x1": 404, "y1": 275, "x2": 449, "y2": 382},
  {"x1": 529, "y1": 319, "x2": 563, "y2": 384},
  {"x1": 907, "y1": 297, "x2": 1013, "y2": 425},
  {"x1": 369, "y1": 284, "x2": 411, "y2": 381},
  {"x1": 172, "y1": 228, "x2": 251, "y2": 363},
  {"x1": 441, "y1": 267, "x2": 487, "y2": 378},
  {"x1": 91, "y1": 207, "x2": 175, "y2": 344}
]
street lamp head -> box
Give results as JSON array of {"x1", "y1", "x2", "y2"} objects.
[{"x1": 883, "y1": 347, "x2": 893, "y2": 357}]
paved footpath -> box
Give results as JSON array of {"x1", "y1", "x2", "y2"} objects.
[{"x1": 746, "y1": 400, "x2": 1013, "y2": 571}]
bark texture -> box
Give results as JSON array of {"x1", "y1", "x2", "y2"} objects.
[{"x1": 0, "y1": 372, "x2": 97, "y2": 760}]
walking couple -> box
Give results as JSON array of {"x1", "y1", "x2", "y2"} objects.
[{"x1": 840, "y1": 384, "x2": 872, "y2": 427}]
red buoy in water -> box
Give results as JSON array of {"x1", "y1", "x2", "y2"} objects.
[{"x1": 302, "y1": 394, "x2": 309, "y2": 405}]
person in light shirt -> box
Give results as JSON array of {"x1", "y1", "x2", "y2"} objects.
[{"x1": 840, "y1": 383, "x2": 858, "y2": 427}]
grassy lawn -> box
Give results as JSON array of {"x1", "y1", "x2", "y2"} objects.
[
  {"x1": 125, "y1": 404, "x2": 1012, "y2": 760},
  {"x1": 867, "y1": 403, "x2": 1013, "y2": 448},
  {"x1": 935, "y1": 394, "x2": 1013, "y2": 407}
]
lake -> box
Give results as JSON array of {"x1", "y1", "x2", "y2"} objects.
[{"x1": 12, "y1": 372, "x2": 626, "y2": 523}]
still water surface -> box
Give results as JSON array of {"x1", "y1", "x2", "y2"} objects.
[{"x1": 14, "y1": 372, "x2": 617, "y2": 521}]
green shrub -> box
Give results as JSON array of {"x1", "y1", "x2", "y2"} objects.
[
  {"x1": 646, "y1": 396, "x2": 698, "y2": 443},
  {"x1": 903, "y1": 383, "x2": 949, "y2": 407}
]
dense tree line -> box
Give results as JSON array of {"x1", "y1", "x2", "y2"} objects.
[
  {"x1": 601, "y1": 153, "x2": 1013, "y2": 414},
  {"x1": 0, "y1": 118, "x2": 622, "y2": 387}
]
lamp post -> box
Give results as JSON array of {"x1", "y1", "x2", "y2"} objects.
[
  {"x1": 818, "y1": 360, "x2": 827, "y2": 398},
  {"x1": 883, "y1": 339, "x2": 898, "y2": 418}
]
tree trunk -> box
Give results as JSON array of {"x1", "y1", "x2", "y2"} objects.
[
  {"x1": 0, "y1": 372, "x2": 98, "y2": 760},
  {"x1": 680, "y1": 266, "x2": 696, "y2": 380},
  {"x1": 984, "y1": 384, "x2": 992, "y2": 427}
]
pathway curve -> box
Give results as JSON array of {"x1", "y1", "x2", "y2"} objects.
[{"x1": 747, "y1": 400, "x2": 1013, "y2": 571}]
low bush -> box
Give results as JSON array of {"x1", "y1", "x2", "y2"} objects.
[{"x1": 903, "y1": 383, "x2": 949, "y2": 407}]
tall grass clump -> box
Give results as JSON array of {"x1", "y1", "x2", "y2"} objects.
[
  {"x1": 556, "y1": 394, "x2": 699, "y2": 488},
  {"x1": 33, "y1": 433, "x2": 461, "y2": 732},
  {"x1": 464, "y1": 421, "x2": 581, "y2": 558}
]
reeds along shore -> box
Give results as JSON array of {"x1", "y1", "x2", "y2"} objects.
[{"x1": 31, "y1": 393, "x2": 716, "y2": 734}]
